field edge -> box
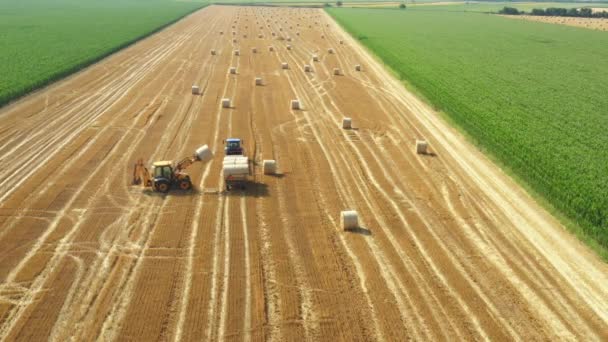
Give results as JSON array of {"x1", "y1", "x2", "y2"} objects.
[
  {"x1": 0, "y1": 4, "x2": 208, "y2": 110},
  {"x1": 325, "y1": 7, "x2": 608, "y2": 263}
]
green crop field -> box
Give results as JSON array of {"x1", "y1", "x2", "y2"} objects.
[
  {"x1": 0, "y1": 0, "x2": 206, "y2": 107},
  {"x1": 327, "y1": 8, "x2": 608, "y2": 256}
]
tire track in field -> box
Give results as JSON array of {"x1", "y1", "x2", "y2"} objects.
[
  {"x1": 0, "y1": 36, "x2": 185, "y2": 207},
  {"x1": 266, "y1": 10, "x2": 391, "y2": 340},
  {"x1": 240, "y1": 196, "x2": 252, "y2": 342},
  {"x1": 20, "y1": 14, "x2": 216, "y2": 340},
  {"x1": 94, "y1": 16, "x2": 230, "y2": 340},
  {"x1": 51, "y1": 16, "x2": 225, "y2": 341},
  {"x1": 276, "y1": 37, "x2": 429, "y2": 340},
  {"x1": 205, "y1": 25, "x2": 242, "y2": 338},
  {"x1": 0, "y1": 29, "x2": 200, "y2": 337},
  {"x1": 216, "y1": 197, "x2": 231, "y2": 340},
  {"x1": 0, "y1": 29, "x2": 192, "y2": 241},
  {"x1": 172, "y1": 22, "x2": 235, "y2": 342}
]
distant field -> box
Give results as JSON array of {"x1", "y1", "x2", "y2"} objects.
[
  {"x1": 328, "y1": 8, "x2": 608, "y2": 254},
  {"x1": 406, "y1": 1, "x2": 608, "y2": 12},
  {"x1": 0, "y1": 0, "x2": 205, "y2": 107},
  {"x1": 212, "y1": 0, "x2": 608, "y2": 9}
]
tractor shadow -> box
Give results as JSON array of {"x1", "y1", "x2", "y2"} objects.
[
  {"x1": 141, "y1": 188, "x2": 202, "y2": 198},
  {"x1": 344, "y1": 226, "x2": 372, "y2": 236},
  {"x1": 221, "y1": 181, "x2": 269, "y2": 198}
]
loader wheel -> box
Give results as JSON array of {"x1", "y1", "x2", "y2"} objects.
[
  {"x1": 179, "y1": 179, "x2": 192, "y2": 190},
  {"x1": 155, "y1": 180, "x2": 170, "y2": 193}
]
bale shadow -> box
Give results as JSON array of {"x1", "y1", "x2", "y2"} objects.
[
  {"x1": 344, "y1": 226, "x2": 372, "y2": 236},
  {"x1": 265, "y1": 172, "x2": 287, "y2": 179},
  {"x1": 420, "y1": 152, "x2": 437, "y2": 157}
]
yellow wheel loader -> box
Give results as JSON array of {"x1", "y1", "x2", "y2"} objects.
[{"x1": 132, "y1": 145, "x2": 212, "y2": 193}]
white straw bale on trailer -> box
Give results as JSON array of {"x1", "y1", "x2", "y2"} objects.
[
  {"x1": 291, "y1": 99, "x2": 301, "y2": 110},
  {"x1": 328, "y1": 48, "x2": 334, "y2": 54},
  {"x1": 281, "y1": 62, "x2": 289, "y2": 69},
  {"x1": 222, "y1": 98, "x2": 232, "y2": 108},
  {"x1": 304, "y1": 64, "x2": 312, "y2": 72},
  {"x1": 234, "y1": 50, "x2": 240, "y2": 56},
  {"x1": 223, "y1": 163, "x2": 249, "y2": 177},
  {"x1": 195, "y1": 145, "x2": 213, "y2": 162},
  {"x1": 355, "y1": 64, "x2": 362, "y2": 71},
  {"x1": 191, "y1": 85, "x2": 200, "y2": 95},
  {"x1": 416, "y1": 140, "x2": 428, "y2": 154},
  {"x1": 341, "y1": 210, "x2": 359, "y2": 230},
  {"x1": 223, "y1": 155, "x2": 248, "y2": 166},
  {"x1": 263, "y1": 160, "x2": 277, "y2": 174},
  {"x1": 342, "y1": 117, "x2": 352, "y2": 129},
  {"x1": 255, "y1": 77, "x2": 263, "y2": 86},
  {"x1": 333, "y1": 68, "x2": 341, "y2": 76}
]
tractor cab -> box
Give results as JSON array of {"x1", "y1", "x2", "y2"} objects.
[
  {"x1": 224, "y1": 138, "x2": 243, "y2": 156},
  {"x1": 151, "y1": 161, "x2": 174, "y2": 193},
  {"x1": 153, "y1": 161, "x2": 174, "y2": 180}
]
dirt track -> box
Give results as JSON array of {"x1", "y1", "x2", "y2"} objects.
[{"x1": 0, "y1": 5, "x2": 606, "y2": 341}]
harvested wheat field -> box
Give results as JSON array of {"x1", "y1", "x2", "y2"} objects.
[
  {"x1": 0, "y1": 5, "x2": 606, "y2": 341},
  {"x1": 503, "y1": 14, "x2": 608, "y2": 31}
]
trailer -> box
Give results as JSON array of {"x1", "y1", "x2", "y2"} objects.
[{"x1": 223, "y1": 155, "x2": 250, "y2": 190}]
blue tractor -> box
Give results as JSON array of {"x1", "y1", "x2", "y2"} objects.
[{"x1": 224, "y1": 138, "x2": 244, "y2": 156}]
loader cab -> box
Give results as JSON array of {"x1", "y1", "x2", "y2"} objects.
[
  {"x1": 224, "y1": 138, "x2": 243, "y2": 156},
  {"x1": 153, "y1": 161, "x2": 174, "y2": 180}
]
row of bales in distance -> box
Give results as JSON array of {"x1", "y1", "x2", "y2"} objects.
[{"x1": 195, "y1": 7, "x2": 431, "y2": 231}]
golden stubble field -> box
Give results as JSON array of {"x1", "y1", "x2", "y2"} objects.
[
  {"x1": 0, "y1": 5, "x2": 606, "y2": 341},
  {"x1": 503, "y1": 14, "x2": 608, "y2": 31}
]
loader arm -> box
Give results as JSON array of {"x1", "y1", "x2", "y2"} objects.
[{"x1": 175, "y1": 156, "x2": 198, "y2": 172}]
